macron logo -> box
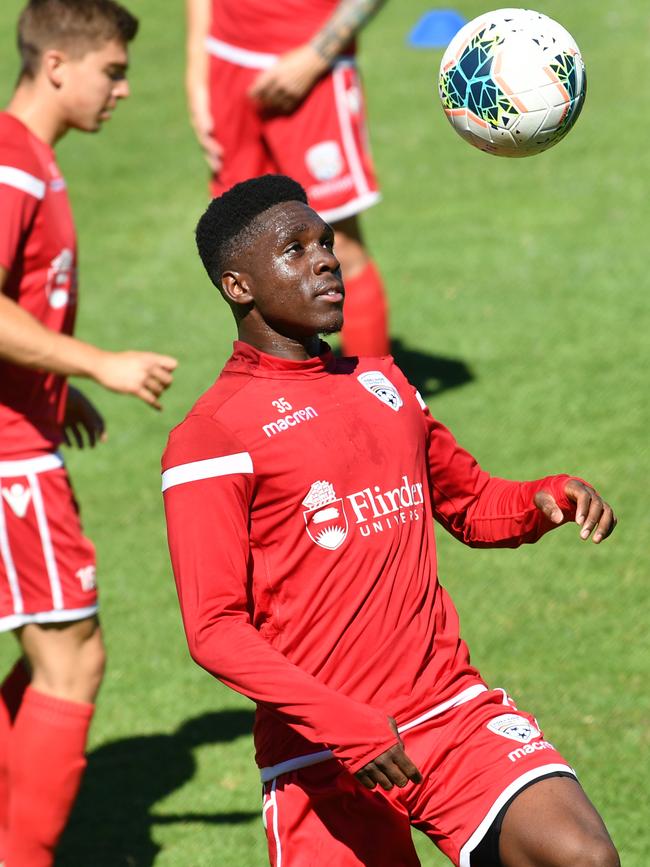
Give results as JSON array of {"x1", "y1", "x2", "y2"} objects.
[{"x1": 262, "y1": 406, "x2": 318, "y2": 438}]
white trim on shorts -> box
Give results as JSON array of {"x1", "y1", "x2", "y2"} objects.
[
  {"x1": 29, "y1": 473, "x2": 64, "y2": 609},
  {"x1": 318, "y1": 190, "x2": 382, "y2": 223},
  {"x1": 259, "y1": 684, "x2": 489, "y2": 783},
  {"x1": 458, "y1": 762, "x2": 577, "y2": 867},
  {"x1": 0, "y1": 453, "x2": 64, "y2": 477},
  {"x1": 0, "y1": 604, "x2": 99, "y2": 634},
  {"x1": 205, "y1": 36, "x2": 356, "y2": 73}
]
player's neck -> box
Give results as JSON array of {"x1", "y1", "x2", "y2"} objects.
[
  {"x1": 7, "y1": 82, "x2": 68, "y2": 147},
  {"x1": 237, "y1": 323, "x2": 322, "y2": 361}
]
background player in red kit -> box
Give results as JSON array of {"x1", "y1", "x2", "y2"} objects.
[
  {"x1": 0, "y1": 2, "x2": 177, "y2": 864},
  {"x1": 162, "y1": 175, "x2": 620, "y2": 867},
  {"x1": 185, "y1": 0, "x2": 391, "y2": 357}
]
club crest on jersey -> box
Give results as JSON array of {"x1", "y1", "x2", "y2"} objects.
[
  {"x1": 487, "y1": 714, "x2": 541, "y2": 743},
  {"x1": 357, "y1": 371, "x2": 403, "y2": 412},
  {"x1": 302, "y1": 481, "x2": 348, "y2": 550}
]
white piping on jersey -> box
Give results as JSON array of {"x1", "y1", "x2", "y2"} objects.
[
  {"x1": 332, "y1": 63, "x2": 369, "y2": 199},
  {"x1": 0, "y1": 494, "x2": 24, "y2": 615},
  {"x1": 29, "y1": 473, "x2": 64, "y2": 610},
  {"x1": 0, "y1": 453, "x2": 63, "y2": 477},
  {"x1": 259, "y1": 684, "x2": 489, "y2": 782},
  {"x1": 318, "y1": 190, "x2": 381, "y2": 223},
  {"x1": 161, "y1": 452, "x2": 253, "y2": 492},
  {"x1": 458, "y1": 763, "x2": 576, "y2": 867},
  {"x1": 205, "y1": 36, "x2": 356, "y2": 72},
  {"x1": 0, "y1": 604, "x2": 98, "y2": 634},
  {"x1": 0, "y1": 165, "x2": 46, "y2": 200}
]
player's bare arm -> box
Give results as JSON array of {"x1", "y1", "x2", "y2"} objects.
[
  {"x1": 355, "y1": 717, "x2": 422, "y2": 791},
  {"x1": 248, "y1": 0, "x2": 386, "y2": 113},
  {"x1": 185, "y1": 0, "x2": 224, "y2": 171},
  {"x1": 0, "y1": 270, "x2": 177, "y2": 410},
  {"x1": 534, "y1": 479, "x2": 617, "y2": 544}
]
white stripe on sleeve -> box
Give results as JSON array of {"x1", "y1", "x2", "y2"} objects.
[
  {"x1": 161, "y1": 452, "x2": 253, "y2": 492},
  {"x1": 0, "y1": 166, "x2": 46, "y2": 199}
]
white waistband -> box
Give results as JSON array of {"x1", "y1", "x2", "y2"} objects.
[
  {"x1": 206, "y1": 36, "x2": 356, "y2": 72},
  {"x1": 259, "y1": 684, "x2": 488, "y2": 783},
  {"x1": 0, "y1": 453, "x2": 64, "y2": 477}
]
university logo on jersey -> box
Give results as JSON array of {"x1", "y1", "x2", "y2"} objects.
[
  {"x1": 302, "y1": 480, "x2": 348, "y2": 550},
  {"x1": 357, "y1": 371, "x2": 403, "y2": 412},
  {"x1": 487, "y1": 714, "x2": 541, "y2": 744},
  {"x1": 1, "y1": 483, "x2": 32, "y2": 518}
]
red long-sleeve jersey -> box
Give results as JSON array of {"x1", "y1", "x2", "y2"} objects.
[{"x1": 162, "y1": 342, "x2": 573, "y2": 774}]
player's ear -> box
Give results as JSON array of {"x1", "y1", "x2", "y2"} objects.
[
  {"x1": 221, "y1": 271, "x2": 254, "y2": 307},
  {"x1": 42, "y1": 49, "x2": 67, "y2": 88}
]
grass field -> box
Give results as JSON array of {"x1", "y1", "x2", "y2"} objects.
[{"x1": 1, "y1": 1, "x2": 649, "y2": 864}]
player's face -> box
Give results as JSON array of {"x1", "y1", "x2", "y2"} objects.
[
  {"x1": 58, "y1": 39, "x2": 130, "y2": 133},
  {"x1": 240, "y1": 202, "x2": 344, "y2": 340}
]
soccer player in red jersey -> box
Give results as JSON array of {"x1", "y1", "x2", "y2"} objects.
[
  {"x1": 185, "y1": 0, "x2": 391, "y2": 357},
  {"x1": 162, "y1": 175, "x2": 620, "y2": 867},
  {"x1": 0, "y1": 2, "x2": 177, "y2": 864}
]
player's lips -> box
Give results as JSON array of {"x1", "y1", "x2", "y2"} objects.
[{"x1": 314, "y1": 280, "x2": 344, "y2": 302}]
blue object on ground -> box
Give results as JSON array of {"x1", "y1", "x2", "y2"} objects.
[{"x1": 408, "y1": 9, "x2": 467, "y2": 49}]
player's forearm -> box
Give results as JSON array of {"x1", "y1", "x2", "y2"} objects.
[
  {"x1": 442, "y1": 474, "x2": 575, "y2": 548},
  {"x1": 186, "y1": 611, "x2": 397, "y2": 772},
  {"x1": 310, "y1": 0, "x2": 386, "y2": 64},
  {"x1": 0, "y1": 291, "x2": 106, "y2": 379},
  {"x1": 185, "y1": 0, "x2": 211, "y2": 96}
]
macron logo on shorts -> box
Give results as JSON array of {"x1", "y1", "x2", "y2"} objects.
[{"x1": 1, "y1": 483, "x2": 32, "y2": 518}]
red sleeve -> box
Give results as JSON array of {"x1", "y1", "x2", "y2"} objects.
[
  {"x1": 162, "y1": 414, "x2": 396, "y2": 773},
  {"x1": 385, "y1": 362, "x2": 577, "y2": 547}
]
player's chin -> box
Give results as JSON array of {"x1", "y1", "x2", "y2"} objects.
[{"x1": 319, "y1": 311, "x2": 344, "y2": 336}]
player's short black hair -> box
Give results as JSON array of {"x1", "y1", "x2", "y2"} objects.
[{"x1": 195, "y1": 174, "x2": 308, "y2": 289}]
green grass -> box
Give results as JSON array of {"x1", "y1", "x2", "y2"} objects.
[{"x1": 1, "y1": 1, "x2": 649, "y2": 864}]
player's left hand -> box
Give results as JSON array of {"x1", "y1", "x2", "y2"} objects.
[
  {"x1": 534, "y1": 479, "x2": 617, "y2": 544},
  {"x1": 63, "y1": 385, "x2": 106, "y2": 449},
  {"x1": 248, "y1": 45, "x2": 329, "y2": 113}
]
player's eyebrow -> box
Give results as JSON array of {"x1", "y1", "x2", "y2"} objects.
[{"x1": 276, "y1": 222, "x2": 310, "y2": 243}]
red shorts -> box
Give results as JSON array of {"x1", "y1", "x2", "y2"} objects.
[
  {"x1": 0, "y1": 454, "x2": 97, "y2": 632},
  {"x1": 261, "y1": 688, "x2": 575, "y2": 867},
  {"x1": 207, "y1": 39, "x2": 381, "y2": 222}
]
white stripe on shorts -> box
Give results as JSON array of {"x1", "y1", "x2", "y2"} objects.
[
  {"x1": 262, "y1": 779, "x2": 283, "y2": 867},
  {"x1": 332, "y1": 64, "x2": 370, "y2": 200},
  {"x1": 458, "y1": 762, "x2": 577, "y2": 867},
  {"x1": 161, "y1": 452, "x2": 253, "y2": 492},
  {"x1": 0, "y1": 495, "x2": 24, "y2": 615},
  {"x1": 0, "y1": 165, "x2": 46, "y2": 199},
  {"x1": 28, "y1": 473, "x2": 64, "y2": 610}
]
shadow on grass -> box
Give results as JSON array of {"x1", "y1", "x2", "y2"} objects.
[
  {"x1": 57, "y1": 708, "x2": 257, "y2": 867},
  {"x1": 390, "y1": 338, "x2": 474, "y2": 399}
]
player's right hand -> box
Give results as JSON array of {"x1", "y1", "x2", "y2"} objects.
[
  {"x1": 355, "y1": 718, "x2": 422, "y2": 791},
  {"x1": 94, "y1": 351, "x2": 178, "y2": 410}
]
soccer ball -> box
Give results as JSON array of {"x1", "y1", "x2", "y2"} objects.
[{"x1": 438, "y1": 8, "x2": 587, "y2": 157}]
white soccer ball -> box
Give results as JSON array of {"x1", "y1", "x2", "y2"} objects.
[{"x1": 438, "y1": 8, "x2": 587, "y2": 157}]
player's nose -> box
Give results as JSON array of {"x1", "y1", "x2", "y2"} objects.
[
  {"x1": 314, "y1": 247, "x2": 340, "y2": 274},
  {"x1": 114, "y1": 78, "x2": 130, "y2": 99}
]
